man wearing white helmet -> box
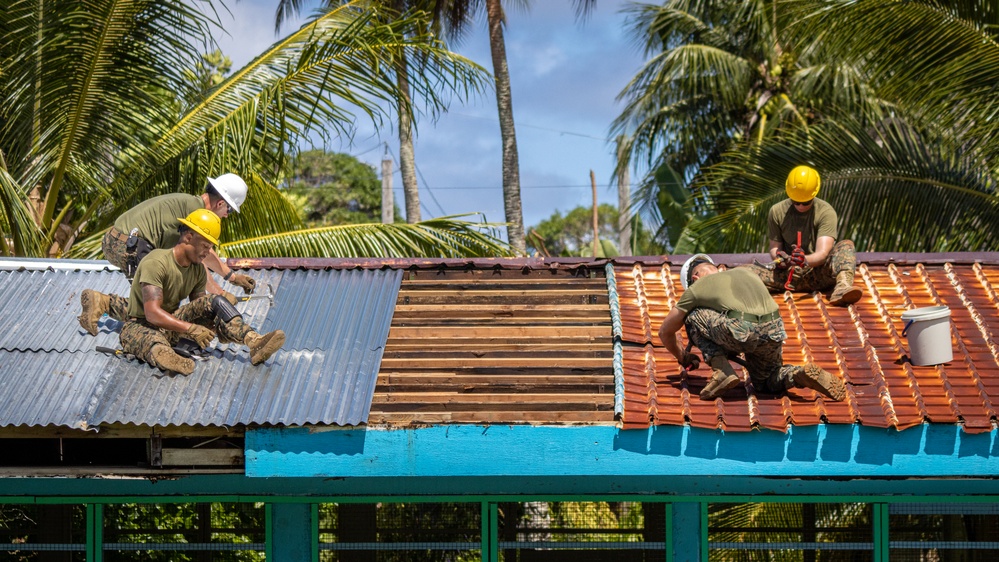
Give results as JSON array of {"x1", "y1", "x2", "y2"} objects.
[
  {"x1": 77, "y1": 173, "x2": 258, "y2": 336},
  {"x1": 745, "y1": 165, "x2": 861, "y2": 307},
  {"x1": 659, "y1": 254, "x2": 847, "y2": 401}
]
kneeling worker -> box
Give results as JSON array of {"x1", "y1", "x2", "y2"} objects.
[
  {"x1": 744, "y1": 165, "x2": 861, "y2": 307},
  {"x1": 119, "y1": 209, "x2": 284, "y2": 375},
  {"x1": 658, "y1": 254, "x2": 847, "y2": 401}
]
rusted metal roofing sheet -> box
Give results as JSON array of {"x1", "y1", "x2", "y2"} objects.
[
  {"x1": 0, "y1": 259, "x2": 400, "y2": 428},
  {"x1": 366, "y1": 265, "x2": 616, "y2": 426},
  {"x1": 613, "y1": 253, "x2": 999, "y2": 433}
]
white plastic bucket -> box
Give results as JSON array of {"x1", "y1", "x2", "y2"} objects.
[{"x1": 901, "y1": 306, "x2": 953, "y2": 366}]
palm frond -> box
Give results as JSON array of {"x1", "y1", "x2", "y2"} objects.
[
  {"x1": 96, "y1": 0, "x2": 486, "y2": 239},
  {"x1": 786, "y1": 0, "x2": 999, "y2": 164},
  {"x1": 220, "y1": 214, "x2": 515, "y2": 258},
  {"x1": 687, "y1": 116, "x2": 999, "y2": 253},
  {"x1": 0, "y1": 166, "x2": 43, "y2": 256},
  {"x1": 1, "y1": 0, "x2": 212, "y2": 229}
]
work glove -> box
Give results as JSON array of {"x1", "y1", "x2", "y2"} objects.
[
  {"x1": 791, "y1": 246, "x2": 807, "y2": 267},
  {"x1": 680, "y1": 351, "x2": 701, "y2": 371},
  {"x1": 228, "y1": 272, "x2": 256, "y2": 294},
  {"x1": 221, "y1": 291, "x2": 239, "y2": 306},
  {"x1": 185, "y1": 324, "x2": 216, "y2": 349},
  {"x1": 772, "y1": 250, "x2": 791, "y2": 270}
]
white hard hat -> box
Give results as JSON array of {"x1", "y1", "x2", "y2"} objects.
[
  {"x1": 207, "y1": 173, "x2": 248, "y2": 213},
  {"x1": 680, "y1": 254, "x2": 715, "y2": 290}
]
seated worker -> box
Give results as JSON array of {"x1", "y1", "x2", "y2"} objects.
[
  {"x1": 743, "y1": 165, "x2": 862, "y2": 307},
  {"x1": 78, "y1": 173, "x2": 257, "y2": 335},
  {"x1": 118, "y1": 209, "x2": 284, "y2": 375},
  {"x1": 659, "y1": 254, "x2": 847, "y2": 401}
]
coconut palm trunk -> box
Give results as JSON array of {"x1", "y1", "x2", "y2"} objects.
[
  {"x1": 396, "y1": 49, "x2": 421, "y2": 223},
  {"x1": 485, "y1": 0, "x2": 525, "y2": 253}
]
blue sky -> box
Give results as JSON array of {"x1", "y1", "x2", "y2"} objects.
[{"x1": 216, "y1": 1, "x2": 647, "y2": 233}]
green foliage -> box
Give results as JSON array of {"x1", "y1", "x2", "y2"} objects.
[
  {"x1": 182, "y1": 49, "x2": 234, "y2": 108},
  {"x1": 283, "y1": 150, "x2": 398, "y2": 226},
  {"x1": 527, "y1": 204, "x2": 663, "y2": 257},
  {"x1": 1, "y1": 0, "x2": 496, "y2": 259},
  {"x1": 615, "y1": 0, "x2": 999, "y2": 253}
]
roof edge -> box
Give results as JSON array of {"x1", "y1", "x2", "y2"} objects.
[{"x1": 5, "y1": 252, "x2": 998, "y2": 272}]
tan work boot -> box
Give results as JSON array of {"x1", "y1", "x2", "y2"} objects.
[
  {"x1": 699, "y1": 356, "x2": 741, "y2": 400},
  {"x1": 828, "y1": 271, "x2": 862, "y2": 306},
  {"x1": 150, "y1": 345, "x2": 195, "y2": 375},
  {"x1": 78, "y1": 289, "x2": 110, "y2": 336},
  {"x1": 245, "y1": 329, "x2": 285, "y2": 365},
  {"x1": 794, "y1": 363, "x2": 846, "y2": 401}
]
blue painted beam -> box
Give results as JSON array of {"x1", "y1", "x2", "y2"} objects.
[{"x1": 245, "y1": 423, "x2": 999, "y2": 479}]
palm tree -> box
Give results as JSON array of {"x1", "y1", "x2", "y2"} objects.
[
  {"x1": 611, "y1": 0, "x2": 886, "y2": 251},
  {"x1": 0, "y1": 0, "x2": 510, "y2": 259},
  {"x1": 431, "y1": 0, "x2": 598, "y2": 254},
  {"x1": 274, "y1": 0, "x2": 458, "y2": 226},
  {"x1": 613, "y1": 0, "x2": 999, "y2": 254}
]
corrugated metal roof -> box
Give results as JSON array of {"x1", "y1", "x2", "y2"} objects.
[
  {"x1": 0, "y1": 259, "x2": 400, "y2": 428},
  {"x1": 613, "y1": 254, "x2": 999, "y2": 433}
]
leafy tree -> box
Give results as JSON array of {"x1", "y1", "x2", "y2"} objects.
[
  {"x1": 283, "y1": 150, "x2": 400, "y2": 226},
  {"x1": 527, "y1": 203, "x2": 663, "y2": 257},
  {"x1": 614, "y1": 0, "x2": 999, "y2": 254},
  {"x1": 1, "y1": 0, "x2": 510, "y2": 260}
]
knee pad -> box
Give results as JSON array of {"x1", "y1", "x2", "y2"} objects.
[{"x1": 211, "y1": 294, "x2": 242, "y2": 323}]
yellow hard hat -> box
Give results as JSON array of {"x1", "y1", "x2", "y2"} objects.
[
  {"x1": 178, "y1": 209, "x2": 221, "y2": 246},
  {"x1": 785, "y1": 165, "x2": 821, "y2": 202}
]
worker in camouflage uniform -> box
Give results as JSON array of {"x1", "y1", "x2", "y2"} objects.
[
  {"x1": 659, "y1": 254, "x2": 847, "y2": 401},
  {"x1": 78, "y1": 174, "x2": 258, "y2": 335},
  {"x1": 743, "y1": 165, "x2": 862, "y2": 307},
  {"x1": 120, "y1": 209, "x2": 284, "y2": 375}
]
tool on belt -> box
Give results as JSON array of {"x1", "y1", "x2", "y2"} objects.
[{"x1": 124, "y1": 228, "x2": 154, "y2": 280}]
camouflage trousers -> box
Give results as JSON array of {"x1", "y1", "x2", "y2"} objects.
[
  {"x1": 684, "y1": 308, "x2": 799, "y2": 394},
  {"x1": 119, "y1": 295, "x2": 252, "y2": 367},
  {"x1": 742, "y1": 239, "x2": 857, "y2": 293},
  {"x1": 101, "y1": 228, "x2": 129, "y2": 271},
  {"x1": 101, "y1": 228, "x2": 134, "y2": 322}
]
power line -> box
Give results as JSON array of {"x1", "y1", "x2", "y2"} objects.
[
  {"x1": 451, "y1": 112, "x2": 610, "y2": 142},
  {"x1": 386, "y1": 149, "x2": 447, "y2": 218}
]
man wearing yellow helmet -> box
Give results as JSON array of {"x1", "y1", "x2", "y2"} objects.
[
  {"x1": 78, "y1": 174, "x2": 257, "y2": 335},
  {"x1": 118, "y1": 209, "x2": 285, "y2": 375},
  {"x1": 746, "y1": 165, "x2": 861, "y2": 306}
]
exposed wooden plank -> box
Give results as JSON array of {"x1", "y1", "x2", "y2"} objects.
[
  {"x1": 377, "y1": 374, "x2": 613, "y2": 384},
  {"x1": 398, "y1": 288, "x2": 606, "y2": 298},
  {"x1": 392, "y1": 304, "x2": 608, "y2": 313},
  {"x1": 161, "y1": 448, "x2": 244, "y2": 467},
  {"x1": 385, "y1": 337, "x2": 612, "y2": 352},
  {"x1": 387, "y1": 326, "x2": 611, "y2": 338},
  {"x1": 382, "y1": 349, "x2": 613, "y2": 360},
  {"x1": 373, "y1": 392, "x2": 611, "y2": 402},
  {"x1": 396, "y1": 294, "x2": 609, "y2": 305},
  {"x1": 401, "y1": 279, "x2": 609, "y2": 288},
  {"x1": 379, "y1": 357, "x2": 612, "y2": 368},
  {"x1": 365, "y1": 412, "x2": 617, "y2": 424},
  {"x1": 378, "y1": 366, "x2": 614, "y2": 376}
]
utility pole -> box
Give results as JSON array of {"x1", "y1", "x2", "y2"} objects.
[
  {"x1": 616, "y1": 136, "x2": 632, "y2": 255},
  {"x1": 590, "y1": 170, "x2": 599, "y2": 258},
  {"x1": 381, "y1": 145, "x2": 393, "y2": 224}
]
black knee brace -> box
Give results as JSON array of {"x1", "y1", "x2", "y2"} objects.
[{"x1": 211, "y1": 295, "x2": 242, "y2": 323}]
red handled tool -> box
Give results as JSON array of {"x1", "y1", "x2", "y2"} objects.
[{"x1": 785, "y1": 231, "x2": 801, "y2": 290}]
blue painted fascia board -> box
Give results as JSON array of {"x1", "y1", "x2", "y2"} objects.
[{"x1": 245, "y1": 423, "x2": 999, "y2": 479}]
